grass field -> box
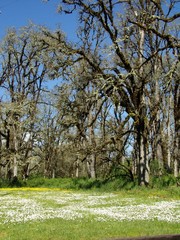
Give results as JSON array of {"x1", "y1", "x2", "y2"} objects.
[{"x1": 0, "y1": 187, "x2": 179, "y2": 240}]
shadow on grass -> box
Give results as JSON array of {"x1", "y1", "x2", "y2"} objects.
[{"x1": 108, "y1": 234, "x2": 180, "y2": 240}]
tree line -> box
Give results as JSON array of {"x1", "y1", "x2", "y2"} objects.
[{"x1": 0, "y1": 0, "x2": 179, "y2": 186}]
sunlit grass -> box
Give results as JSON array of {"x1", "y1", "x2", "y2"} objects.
[
  {"x1": 0, "y1": 188, "x2": 179, "y2": 239},
  {"x1": 0, "y1": 218, "x2": 180, "y2": 240}
]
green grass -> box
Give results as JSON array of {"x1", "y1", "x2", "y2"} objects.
[
  {"x1": 0, "y1": 219, "x2": 179, "y2": 240},
  {"x1": 1, "y1": 175, "x2": 179, "y2": 190},
  {"x1": 0, "y1": 187, "x2": 179, "y2": 240}
]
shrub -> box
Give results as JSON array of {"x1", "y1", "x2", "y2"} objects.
[{"x1": 151, "y1": 174, "x2": 177, "y2": 188}]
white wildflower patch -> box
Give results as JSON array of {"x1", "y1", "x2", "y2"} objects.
[{"x1": 0, "y1": 190, "x2": 179, "y2": 224}]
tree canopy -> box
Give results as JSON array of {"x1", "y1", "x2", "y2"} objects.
[{"x1": 0, "y1": 0, "x2": 179, "y2": 186}]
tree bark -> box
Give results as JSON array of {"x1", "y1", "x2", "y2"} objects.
[
  {"x1": 13, "y1": 127, "x2": 18, "y2": 178},
  {"x1": 137, "y1": 117, "x2": 149, "y2": 186},
  {"x1": 173, "y1": 79, "x2": 180, "y2": 177},
  {"x1": 137, "y1": 27, "x2": 149, "y2": 186}
]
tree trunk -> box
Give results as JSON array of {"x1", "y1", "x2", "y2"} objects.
[
  {"x1": 87, "y1": 103, "x2": 97, "y2": 179},
  {"x1": 137, "y1": 120, "x2": 149, "y2": 186},
  {"x1": 173, "y1": 79, "x2": 179, "y2": 177},
  {"x1": 86, "y1": 156, "x2": 96, "y2": 179},
  {"x1": 174, "y1": 118, "x2": 179, "y2": 177},
  {"x1": 52, "y1": 169, "x2": 55, "y2": 178},
  {"x1": 90, "y1": 155, "x2": 96, "y2": 179},
  {"x1": 11, "y1": 124, "x2": 18, "y2": 179},
  {"x1": 75, "y1": 158, "x2": 79, "y2": 178},
  {"x1": 13, "y1": 156, "x2": 18, "y2": 178},
  {"x1": 137, "y1": 27, "x2": 149, "y2": 186},
  {"x1": 167, "y1": 94, "x2": 172, "y2": 171},
  {"x1": 154, "y1": 66, "x2": 164, "y2": 172}
]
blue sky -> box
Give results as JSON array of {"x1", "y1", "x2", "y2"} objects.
[
  {"x1": 0, "y1": 0, "x2": 77, "y2": 40},
  {"x1": 0, "y1": 0, "x2": 78, "y2": 91},
  {"x1": 0, "y1": 0, "x2": 179, "y2": 42}
]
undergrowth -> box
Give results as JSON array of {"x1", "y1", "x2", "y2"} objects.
[{"x1": 0, "y1": 174, "x2": 179, "y2": 191}]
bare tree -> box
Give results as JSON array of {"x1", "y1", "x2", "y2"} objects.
[
  {"x1": 50, "y1": 0, "x2": 179, "y2": 184},
  {"x1": 0, "y1": 25, "x2": 66, "y2": 180}
]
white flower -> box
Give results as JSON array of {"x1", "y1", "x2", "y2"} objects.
[{"x1": 0, "y1": 191, "x2": 179, "y2": 224}]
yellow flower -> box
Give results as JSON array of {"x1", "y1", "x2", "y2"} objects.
[{"x1": 0, "y1": 187, "x2": 70, "y2": 192}]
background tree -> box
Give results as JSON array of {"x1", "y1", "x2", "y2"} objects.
[
  {"x1": 0, "y1": 1, "x2": 179, "y2": 184},
  {"x1": 50, "y1": 0, "x2": 180, "y2": 184},
  {"x1": 0, "y1": 25, "x2": 67, "y2": 180}
]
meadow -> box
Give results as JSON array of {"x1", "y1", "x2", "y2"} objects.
[{"x1": 0, "y1": 187, "x2": 180, "y2": 240}]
